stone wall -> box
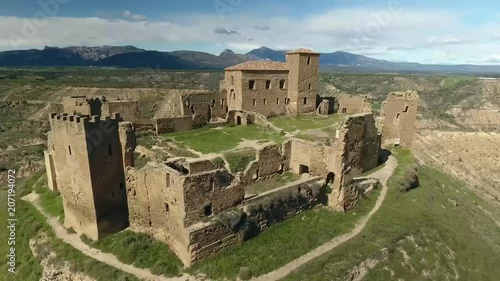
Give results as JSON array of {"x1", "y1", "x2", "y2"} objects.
[
  {"x1": 286, "y1": 51, "x2": 320, "y2": 116},
  {"x1": 238, "y1": 71, "x2": 289, "y2": 118},
  {"x1": 125, "y1": 163, "x2": 191, "y2": 264},
  {"x1": 102, "y1": 100, "x2": 141, "y2": 123},
  {"x1": 336, "y1": 94, "x2": 372, "y2": 114},
  {"x1": 62, "y1": 96, "x2": 142, "y2": 124},
  {"x1": 244, "y1": 179, "x2": 324, "y2": 231},
  {"x1": 61, "y1": 96, "x2": 102, "y2": 116},
  {"x1": 288, "y1": 113, "x2": 380, "y2": 212},
  {"x1": 379, "y1": 90, "x2": 420, "y2": 147},
  {"x1": 242, "y1": 142, "x2": 291, "y2": 182},
  {"x1": 125, "y1": 157, "x2": 244, "y2": 265},
  {"x1": 186, "y1": 221, "x2": 240, "y2": 264},
  {"x1": 154, "y1": 115, "x2": 198, "y2": 134}
]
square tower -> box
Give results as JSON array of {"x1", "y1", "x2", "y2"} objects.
[
  {"x1": 47, "y1": 113, "x2": 131, "y2": 240},
  {"x1": 379, "y1": 91, "x2": 420, "y2": 147},
  {"x1": 286, "y1": 49, "x2": 320, "y2": 116}
]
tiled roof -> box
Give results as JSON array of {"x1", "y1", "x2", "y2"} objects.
[{"x1": 225, "y1": 61, "x2": 289, "y2": 71}]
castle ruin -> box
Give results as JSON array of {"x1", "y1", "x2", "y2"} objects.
[{"x1": 44, "y1": 49, "x2": 419, "y2": 265}]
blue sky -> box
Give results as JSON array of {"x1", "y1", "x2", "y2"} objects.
[{"x1": 0, "y1": 0, "x2": 499, "y2": 64}]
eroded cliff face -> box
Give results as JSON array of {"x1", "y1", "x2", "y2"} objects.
[{"x1": 414, "y1": 131, "x2": 500, "y2": 206}]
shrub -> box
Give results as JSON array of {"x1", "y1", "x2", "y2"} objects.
[{"x1": 238, "y1": 267, "x2": 253, "y2": 280}]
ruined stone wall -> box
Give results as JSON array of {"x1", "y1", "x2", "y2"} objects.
[
  {"x1": 187, "y1": 222, "x2": 240, "y2": 264},
  {"x1": 48, "y1": 113, "x2": 128, "y2": 240},
  {"x1": 125, "y1": 158, "x2": 245, "y2": 265},
  {"x1": 238, "y1": 71, "x2": 289, "y2": 118},
  {"x1": 154, "y1": 116, "x2": 195, "y2": 134},
  {"x1": 286, "y1": 52, "x2": 320, "y2": 116},
  {"x1": 118, "y1": 122, "x2": 136, "y2": 168},
  {"x1": 180, "y1": 92, "x2": 216, "y2": 119},
  {"x1": 182, "y1": 167, "x2": 244, "y2": 227},
  {"x1": 226, "y1": 110, "x2": 254, "y2": 126},
  {"x1": 328, "y1": 113, "x2": 380, "y2": 211},
  {"x1": 336, "y1": 94, "x2": 372, "y2": 114},
  {"x1": 102, "y1": 100, "x2": 141, "y2": 123},
  {"x1": 289, "y1": 139, "x2": 329, "y2": 176},
  {"x1": 380, "y1": 91, "x2": 420, "y2": 147},
  {"x1": 242, "y1": 142, "x2": 291, "y2": 182},
  {"x1": 61, "y1": 96, "x2": 102, "y2": 116},
  {"x1": 288, "y1": 113, "x2": 380, "y2": 211},
  {"x1": 245, "y1": 180, "x2": 324, "y2": 231},
  {"x1": 125, "y1": 163, "x2": 191, "y2": 264},
  {"x1": 317, "y1": 100, "x2": 330, "y2": 115}
]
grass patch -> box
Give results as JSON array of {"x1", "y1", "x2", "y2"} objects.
[
  {"x1": 163, "y1": 125, "x2": 285, "y2": 154},
  {"x1": 0, "y1": 172, "x2": 139, "y2": 281},
  {"x1": 190, "y1": 188, "x2": 380, "y2": 280},
  {"x1": 33, "y1": 174, "x2": 64, "y2": 219},
  {"x1": 135, "y1": 133, "x2": 157, "y2": 149},
  {"x1": 133, "y1": 152, "x2": 150, "y2": 169},
  {"x1": 283, "y1": 149, "x2": 500, "y2": 281},
  {"x1": 245, "y1": 173, "x2": 301, "y2": 194},
  {"x1": 89, "y1": 231, "x2": 183, "y2": 277},
  {"x1": 224, "y1": 148, "x2": 256, "y2": 173},
  {"x1": 270, "y1": 114, "x2": 345, "y2": 132}
]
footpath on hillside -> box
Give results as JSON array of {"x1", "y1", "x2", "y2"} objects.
[{"x1": 252, "y1": 155, "x2": 398, "y2": 281}]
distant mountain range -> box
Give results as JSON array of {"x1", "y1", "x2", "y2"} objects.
[{"x1": 0, "y1": 45, "x2": 499, "y2": 75}]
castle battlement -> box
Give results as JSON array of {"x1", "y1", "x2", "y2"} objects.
[{"x1": 48, "y1": 112, "x2": 123, "y2": 136}]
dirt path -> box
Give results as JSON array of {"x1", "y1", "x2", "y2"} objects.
[
  {"x1": 252, "y1": 155, "x2": 398, "y2": 281},
  {"x1": 22, "y1": 193, "x2": 200, "y2": 281}
]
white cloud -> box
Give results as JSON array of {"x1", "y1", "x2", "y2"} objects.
[
  {"x1": 122, "y1": 10, "x2": 146, "y2": 21},
  {"x1": 0, "y1": 7, "x2": 499, "y2": 65}
]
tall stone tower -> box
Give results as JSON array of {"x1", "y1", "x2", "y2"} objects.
[
  {"x1": 286, "y1": 49, "x2": 320, "y2": 116},
  {"x1": 379, "y1": 91, "x2": 420, "y2": 147},
  {"x1": 46, "y1": 113, "x2": 134, "y2": 240}
]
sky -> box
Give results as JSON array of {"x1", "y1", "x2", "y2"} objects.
[{"x1": 0, "y1": 0, "x2": 499, "y2": 65}]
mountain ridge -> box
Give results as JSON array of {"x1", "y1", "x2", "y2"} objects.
[{"x1": 0, "y1": 45, "x2": 499, "y2": 74}]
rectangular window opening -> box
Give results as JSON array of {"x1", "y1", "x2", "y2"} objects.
[
  {"x1": 249, "y1": 80, "x2": 256, "y2": 90},
  {"x1": 265, "y1": 80, "x2": 272, "y2": 89},
  {"x1": 279, "y1": 79, "x2": 286, "y2": 89}
]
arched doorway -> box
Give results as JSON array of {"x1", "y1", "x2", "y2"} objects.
[{"x1": 326, "y1": 172, "x2": 335, "y2": 184}]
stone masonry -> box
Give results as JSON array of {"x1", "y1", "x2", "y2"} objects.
[
  {"x1": 44, "y1": 48, "x2": 420, "y2": 266},
  {"x1": 379, "y1": 90, "x2": 420, "y2": 147},
  {"x1": 223, "y1": 49, "x2": 320, "y2": 118},
  {"x1": 45, "y1": 113, "x2": 133, "y2": 240}
]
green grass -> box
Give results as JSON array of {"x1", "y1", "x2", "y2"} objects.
[
  {"x1": 163, "y1": 125, "x2": 285, "y2": 154},
  {"x1": 270, "y1": 114, "x2": 345, "y2": 132},
  {"x1": 0, "y1": 172, "x2": 139, "y2": 281},
  {"x1": 26, "y1": 173, "x2": 183, "y2": 277},
  {"x1": 245, "y1": 173, "x2": 301, "y2": 194},
  {"x1": 33, "y1": 174, "x2": 64, "y2": 219},
  {"x1": 283, "y1": 149, "x2": 500, "y2": 281},
  {"x1": 224, "y1": 148, "x2": 256, "y2": 173},
  {"x1": 89, "y1": 231, "x2": 183, "y2": 277},
  {"x1": 190, "y1": 188, "x2": 381, "y2": 280},
  {"x1": 135, "y1": 133, "x2": 157, "y2": 149},
  {"x1": 133, "y1": 152, "x2": 150, "y2": 169}
]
